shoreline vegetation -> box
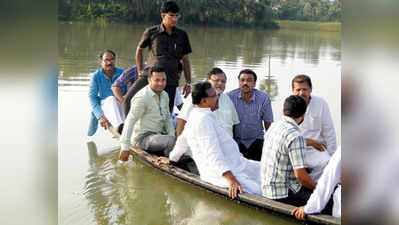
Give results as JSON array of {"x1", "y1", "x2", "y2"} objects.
[
  {"x1": 58, "y1": 0, "x2": 341, "y2": 32},
  {"x1": 277, "y1": 20, "x2": 341, "y2": 32}
]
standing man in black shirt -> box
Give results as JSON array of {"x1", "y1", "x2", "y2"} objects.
[{"x1": 123, "y1": 1, "x2": 192, "y2": 116}]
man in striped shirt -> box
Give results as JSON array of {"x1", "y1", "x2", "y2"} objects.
[
  {"x1": 227, "y1": 69, "x2": 273, "y2": 161},
  {"x1": 261, "y1": 95, "x2": 316, "y2": 206}
]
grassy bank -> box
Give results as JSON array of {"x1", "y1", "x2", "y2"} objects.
[{"x1": 277, "y1": 20, "x2": 341, "y2": 32}]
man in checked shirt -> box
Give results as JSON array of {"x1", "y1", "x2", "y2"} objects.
[{"x1": 261, "y1": 95, "x2": 315, "y2": 206}]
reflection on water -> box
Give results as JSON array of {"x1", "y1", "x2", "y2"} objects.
[
  {"x1": 58, "y1": 22, "x2": 340, "y2": 90},
  {"x1": 83, "y1": 141, "x2": 298, "y2": 225},
  {"x1": 59, "y1": 21, "x2": 340, "y2": 225}
]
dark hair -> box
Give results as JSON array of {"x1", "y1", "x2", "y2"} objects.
[
  {"x1": 161, "y1": 1, "x2": 179, "y2": 13},
  {"x1": 149, "y1": 66, "x2": 165, "y2": 78},
  {"x1": 206, "y1": 67, "x2": 226, "y2": 80},
  {"x1": 238, "y1": 69, "x2": 257, "y2": 82},
  {"x1": 178, "y1": 62, "x2": 183, "y2": 73},
  {"x1": 292, "y1": 74, "x2": 312, "y2": 89},
  {"x1": 283, "y1": 95, "x2": 307, "y2": 119},
  {"x1": 192, "y1": 82, "x2": 212, "y2": 104},
  {"x1": 99, "y1": 49, "x2": 116, "y2": 59}
]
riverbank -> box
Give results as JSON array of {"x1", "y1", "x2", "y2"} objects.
[{"x1": 277, "y1": 20, "x2": 341, "y2": 32}]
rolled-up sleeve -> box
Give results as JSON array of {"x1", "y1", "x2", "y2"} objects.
[{"x1": 88, "y1": 73, "x2": 104, "y2": 119}]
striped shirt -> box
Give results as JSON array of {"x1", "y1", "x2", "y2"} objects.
[
  {"x1": 227, "y1": 88, "x2": 273, "y2": 148},
  {"x1": 112, "y1": 65, "x2": 141, "y2": 89},
  {"x1": 260, "y1": 116, "x2": 306, "y2": 199}
]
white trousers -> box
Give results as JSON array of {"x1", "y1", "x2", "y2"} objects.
[
  {"x1": 303, "y1": 147, "x2": 331, "y2": 182},
  {"x1": 101, "y1": 96, "x2": 125, "y2": 128}
]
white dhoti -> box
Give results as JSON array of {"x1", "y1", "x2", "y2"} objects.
[
  {"x1": 303, "y1": 147, "x2": 331, "y2": 182},
  {"x1": 333, "y1": 184, "x2": 341, "y2": 217},
  {"x1": 233, "y1": 160, "x2": 262, "y2": 196},
  {"x1": 101, "y1": 96, "x2": 125, "y2": 128}
]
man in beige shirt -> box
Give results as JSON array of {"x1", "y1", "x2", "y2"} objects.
[{"x1": 119, "y1": 66, "x2": 176, "y2": 161}]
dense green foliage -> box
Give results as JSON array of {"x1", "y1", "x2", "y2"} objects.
[
  {"x1": 58, "y1": 0, "x2": 278, "y2": 28},
  {"x1": 272, "y1": 0, "x2": 341, "y2": 22}
]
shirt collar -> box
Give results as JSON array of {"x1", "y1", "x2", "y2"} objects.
[
  {"x1": 100, "y1": 68, "x2": 115, "y2": 80},
  {"x1": 282, "y1": 115, "x2": 300, "y2": 129},
  {"x1": 159, "y1": 23, "x2": 176, "y2": 34},
  {"x1": 146, "y1": 85, "x2": 159, "y2": 97}
]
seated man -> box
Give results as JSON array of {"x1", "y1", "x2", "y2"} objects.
[
  {"x1": 176, "y1": 67, "x2": 239, "y2": 137},
  {"x1": 227, "y1": 69, "x2": 273, "y2": 161},
  {"x1": 261, "y1": 95, "x2": 316, "y2": 206},
  {"x1": 88, "y1": 50, "x2": 125, "y2": 136},
  {"x1": 118, "y1": 66, "x2": 175, "y2": 161},
  {"x1": 111, "y1": 63, "x2": 146, "y2": 106},
  {"x1": 292, "y1": 146, "x2": 341, "y2": 220},
  {"x1": 291, "y1": 74, "x2": 337, "y2": 181},
  {"x1": 156, "y1": 82, "x2": 261, "y2": 199}
]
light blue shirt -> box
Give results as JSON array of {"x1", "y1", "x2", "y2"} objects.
[
  {"x1": 227, "y1": 88, "x2": 273, "y2": 148},
  {"x1": 87, "y1": 67, "x2": 124, "y2": 136}
]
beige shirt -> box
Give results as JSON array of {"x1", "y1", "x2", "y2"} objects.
[
  {"x1": 178, "y1": 93, "x2": 240, "y2": 137},
  {"x1": 120, "y1": 85, "x2": 175, "y2": 151}
]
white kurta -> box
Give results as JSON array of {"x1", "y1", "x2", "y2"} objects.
[
  {"x1": 304, "y1": 147, "x2": 341, "y2": 217},
  {"x1": 101, "y1": 96, "x2": 125, "y2": 128},
  {"x1": 169, "y1": 107, "x2": 261, "y2": 195},
  {"x1": 178, "y1": 93, "x2": 239, "y2": 137},
  {"x1": 300, "y1": 95, "x2": 337, "y2": 181}
]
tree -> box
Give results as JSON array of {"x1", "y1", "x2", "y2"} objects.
[{"x1": 303, "y1": 2, "x2": 312, "y2": 20}]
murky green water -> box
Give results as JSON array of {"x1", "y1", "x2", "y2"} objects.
[{"x1": 59, "y1": 21, "x2": 340, "y2": 225}]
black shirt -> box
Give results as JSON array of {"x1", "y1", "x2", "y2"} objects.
[{"x1": 139, "y1": 24, "x2": 192, "y2": 86}]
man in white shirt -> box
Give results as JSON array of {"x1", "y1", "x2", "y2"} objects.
[
  {"x1": 119, "y1": 66, "x2": 175, "y2": 161},
  {"x1": 292, "y1": 146, "x2": 341, "y2": 220},
  {"x1": 176, "y1": 67, "x2": 239, "y2": 137},
  {"x1": 292, "y1": 75, "x2": 337, "y2": 181},
  {"x1": 156, "y1": 82, "x2": 261, "y2": 199}
]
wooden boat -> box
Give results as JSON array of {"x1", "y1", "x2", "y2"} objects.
[{"x1": 110, "y1": 129, "x2": 340, "y2": 225}]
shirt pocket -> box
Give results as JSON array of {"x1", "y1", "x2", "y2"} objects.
[
  {"x1": 174, "y1": 39, "x2": 184, "y2": 58},
  {"x1": 305, "y1": 115, "x2": 322, "y2": 132},
  {"x1": 152, "y1": 35, "x2": 169, "y2": 56}
]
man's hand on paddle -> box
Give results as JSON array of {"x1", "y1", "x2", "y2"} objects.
[
  {"x1": 291, "y1": 206, "x2": 307, "y2": 220},
  {"x1": 119, "y1": 150, "x2": 130, "y2": 161},
  {"x1": 223, "y1": 171, "x2": 242, "y2": 199},
  {"x1": 99, "y1": 115, "x2": 111, "y2": 130},
  {"x1": 306, "y1": 139, "x2": 327, "y2": 152},
  {"x1": 155, "y1": 157, "x2": 170, "y2": 166}
]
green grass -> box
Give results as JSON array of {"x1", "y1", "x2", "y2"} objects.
[{"x1": 277, "y1": 20, "x2": 341, "y2": 32}]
